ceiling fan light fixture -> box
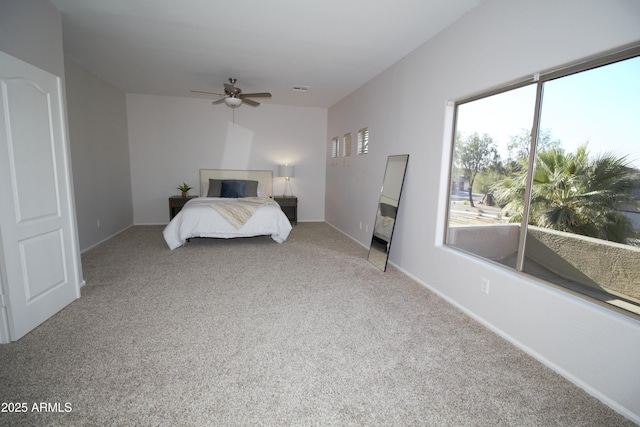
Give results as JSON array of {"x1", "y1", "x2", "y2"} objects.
[{"x1": 224, "y1": 97, "x2": 242, "y2": 108}]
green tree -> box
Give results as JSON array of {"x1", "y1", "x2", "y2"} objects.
[
  {"x1": 475, "y1": 166, "x2": 504, "y2": 206},
  {"x1": 455, "y1": 132, "x2": 499, "y2": 207},
  {"x1": 492, "y1": 144, "x2": 640, "y2": 244},
  {"x1": 507, "y1": 128, "x2": 562, "y2": 161}
]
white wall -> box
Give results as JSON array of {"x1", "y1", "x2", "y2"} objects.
[
  {"x1": 65, "y1": 58, "x2": 133, "y2": 252},
  {"x1": 127, "y1": 94, "x2": 327, "y2": 224},
  {"x1": 327, "y1": 0, "x2": 640, "y2": 422}
]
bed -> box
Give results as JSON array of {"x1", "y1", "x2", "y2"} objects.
[{"x1": 163, "y1": 169, "x2": 292, "y2": 250}]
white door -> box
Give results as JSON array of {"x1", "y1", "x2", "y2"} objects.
[{"x1": 0, "y1": 51, "x2": 81, "y2": 342}]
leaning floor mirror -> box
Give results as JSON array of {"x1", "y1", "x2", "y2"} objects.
[{"x1": 368, "y1": 154, "x2": 409, "y2": 271}]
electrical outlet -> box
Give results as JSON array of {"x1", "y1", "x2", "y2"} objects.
[
  {"x1": 359, "y1": 221, "x2": 362, "y2": 230},
  {"x1": 365, "y1": 224, "x2": 368, "y2": 233},
  {"x1": 481, "y1": 277, "x2": 490, "y2": 294},
  {"x1": 96, "y1": 219, "x2": 101, "y2": 228}
]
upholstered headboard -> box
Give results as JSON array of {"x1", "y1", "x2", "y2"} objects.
[{"x1": 199, "y1": 169, "x2": 273, "y2": 197}]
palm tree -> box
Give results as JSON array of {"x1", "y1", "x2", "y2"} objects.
[{"x1": 492, "y1": 144, "x2": 640, "y2": 244}]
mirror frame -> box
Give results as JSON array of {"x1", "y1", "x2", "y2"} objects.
[{"x1": 367, "y1": 154, "x2": 409, "y2": 271}]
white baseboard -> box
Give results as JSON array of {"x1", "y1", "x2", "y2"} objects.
[
  {"x1": 388, "y1": 261, "x2": 640, "y2": 425},
  {"x1": 325, "y1": 221, "x2": 369, "y2": 250},
  {"x1": 80, "y1": 225, "x2": 133, "y2": 254}
]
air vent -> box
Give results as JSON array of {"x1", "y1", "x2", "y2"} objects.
[{"x1": 292, "y1": 85, "x2": 310, "y2": 92}]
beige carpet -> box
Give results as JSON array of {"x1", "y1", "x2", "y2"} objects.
[{"x1": 0, "y1": 223, "x2": 633, "y2": 426}]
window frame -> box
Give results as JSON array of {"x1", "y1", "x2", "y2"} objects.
[
  {"x1": 357, "y1": 127, "x2": 369, "y2": 155},
  {"x1": 444, "y1": 43, "x2": 640, "y2": 316},
  {"x1": 330, "y1": 136, "x2": 339, "y2": 158},
  {"x1": 342, "y1": 133, "x2": 352, "y2": 157}
]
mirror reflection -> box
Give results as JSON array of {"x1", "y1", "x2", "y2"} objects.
[{"x1": 368, "y1": 154, "x2": 409, "y2": 271}]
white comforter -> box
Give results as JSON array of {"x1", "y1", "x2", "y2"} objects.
[{"x1": 163, "y1": 197, "x2": 292, "y2": 250}]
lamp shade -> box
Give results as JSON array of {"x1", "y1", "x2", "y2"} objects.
[
  {"x1": 224, "y1": 97, "x2": 242, "y2": 108},
  {"x1": 278, "y1": 164, "x2": 295, "y2": 178}
]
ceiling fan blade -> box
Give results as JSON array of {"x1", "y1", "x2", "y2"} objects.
[
  {"x1": 212, "y1": 97, "x2": 227, "y2": 104},
  {"x1": 241, "y1": 98, "x2": 260, "y2": 107},
  {"x1": 190, "y1": 90, "x2": 225, "y2": 96},
  {"x1": 240, "y1": 92, "x2": 271, "y2": 98}
]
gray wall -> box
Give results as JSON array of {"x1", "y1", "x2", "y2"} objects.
[
  {"x1": 0, "y1": 1, "x2": 133, "y2": 254},
  {"x1": 0, "y1": 0, "x2": 64, "y2": 77},
  {"x1": 65, "y1": 58, "x2": 134, "y2": 252},
  {"x1": 326, "y1": 0, "x2": 640, "y2": 422}
]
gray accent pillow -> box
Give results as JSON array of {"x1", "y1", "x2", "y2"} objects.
[
  {"x1": 207, "y1": 179, "x2": 223, "y2": 197},
  {"x1": 242, "y1": 180, "x2": 259, "y2": 197},
  {"x1": 379, "y1": 203, "x2": 397, "y2": 218}
]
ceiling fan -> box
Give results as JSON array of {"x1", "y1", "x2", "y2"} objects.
[{"x1": 190, "y1": 78, "x2": 271, "y2": 108}]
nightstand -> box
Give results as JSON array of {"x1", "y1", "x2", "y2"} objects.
[
  {"x1": 274, "y1": 196, "x2": 297, "y2": 225},
  {"x1": 169, "y1": 195, "x2": 198, "y2": 220}
]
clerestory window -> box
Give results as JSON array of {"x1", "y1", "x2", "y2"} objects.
[
  {"x1": 330, "y1": 137, "x2": 339, "y2": 158},
  {"x1": 357, "y1": 127, "x2": 369, "y2": 155},
  {"x1": 343, "y1": 133, "x2": 352, "y2": 157}
]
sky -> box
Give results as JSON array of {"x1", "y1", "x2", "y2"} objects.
[{"x1": 455, "y1": 55, "x2": 640, "y2": 169}]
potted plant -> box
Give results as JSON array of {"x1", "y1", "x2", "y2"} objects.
[{"x1": 178, "y1": 182, "x2": 192, "y2": 198}]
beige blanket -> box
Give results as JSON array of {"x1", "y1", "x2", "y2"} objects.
[{"x1": 208, "y1": 197, "x2": 279, "y2": 229}]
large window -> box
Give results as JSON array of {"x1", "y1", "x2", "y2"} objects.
[{"x1": 446, "y1": 47, "x2": 640, "y2": 315}]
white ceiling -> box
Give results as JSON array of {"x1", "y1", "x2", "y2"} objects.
[{"x1": 50, "y1": 0, "x2": 483, "y2": 108}]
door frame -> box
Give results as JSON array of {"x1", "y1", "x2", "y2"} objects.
[{"x1": 0, "y1": 247, "x2": 10, "y2": 344}]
